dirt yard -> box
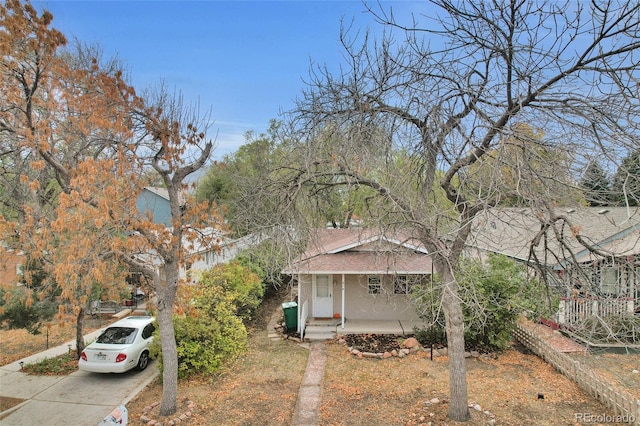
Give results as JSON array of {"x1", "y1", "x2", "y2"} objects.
[
  {"x1": 124, "y1": 333, "x2": 639, "y2": 425},
  {"x1": 123, "y1": 292, "x2": 639, "y2": 425},
  {"x1": 0, "y1": 315, "x2": 113, "y2": 366},
  {"x1": 2, "y1": 294, "x2": 638, "y2": 425}
]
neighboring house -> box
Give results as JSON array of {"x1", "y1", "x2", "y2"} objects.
[
  {"x1": 284, "y1": 228, "x2": 433, "y2": 337},
  {"x1": 136, "y1": 186, "x2": 175, "y2": 227},
  {"x1": 0, "y1": 248, "x2": 23, "y2": 286},
  {"x1": 467, "y1": 207, "x2": 640, "y2": 326},
  {"x1": 135, "y1": 186, "x2": 264, "y2": 282},
  {"x1": 179, "y1": 230, "x2": 263, "y2": 282}
]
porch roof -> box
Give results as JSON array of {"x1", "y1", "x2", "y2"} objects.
[{"x1": 285, "y1": 251, "x2": 433, "y2": 275}]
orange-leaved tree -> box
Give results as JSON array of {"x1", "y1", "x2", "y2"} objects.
[{"x1": 0, "y1": 0, "x2": 220, "y2": 415}]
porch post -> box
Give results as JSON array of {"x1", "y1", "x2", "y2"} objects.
[
  {"x1": 297, "y1": 272, "x2": 301, "y2": 334},
  {"x1": 341, "y1": 273, "x2": 345, "y2": 329}
]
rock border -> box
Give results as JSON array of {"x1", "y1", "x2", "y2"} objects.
[
  {"x1": 336, "y1": 335, "x2": 494, "y2": 361},
  {"x1": 416, "y1": 398, "x2": 497, "y2": 426},
  {"x1": 138, "y1": 399, "x2": 197, "y2": 425}
]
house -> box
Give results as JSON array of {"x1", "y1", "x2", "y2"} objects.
[
  {"x1": 136, "y1": 187, "x2": 174, "y2": 227},
  {"x1": 0, "y1": 248, "x2": 23, "y2": 286},
  {"x1": 466, "y1": 207, "x2": 640, "y2": 326},
  {"x1": 135, "y1": 187, "x2": 240, "y2": 282},
  {"x1": 284, "y1": 228, "x2": 433, "y2": 339},
  {"x1": 179, "y1": 231, "x2": 263, "y2": 282}
]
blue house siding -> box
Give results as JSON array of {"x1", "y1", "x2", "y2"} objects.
[{"x1": 136, "y1": 187, "x2": 172, "y2": 227}]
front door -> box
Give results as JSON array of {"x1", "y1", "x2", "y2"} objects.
[{"x1": 312, "y1": 274, "x2": 333, "y2": 318}]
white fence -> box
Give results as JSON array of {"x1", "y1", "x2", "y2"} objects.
[{"x1": 559, "y1": 297, "x2": 635, "y2": 324}]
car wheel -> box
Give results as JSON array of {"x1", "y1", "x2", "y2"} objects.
[{"x1": 136, "y1": 351, "x2": 150, "y2": 371}]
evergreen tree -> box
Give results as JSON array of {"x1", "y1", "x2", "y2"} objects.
[
  {"x1": 612, "y1": 149, "x2": 640, "y2": 207},
  {"x1": 580, "y1": 160, "x2": 611, "y2": 206}
]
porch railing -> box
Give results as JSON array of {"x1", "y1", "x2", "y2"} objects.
[
  {"x1": 299, "y1": 299, "x2": 309, "y2": 340},
  {"x1": 558, "y1": 297, "x2": 635, "y2": 324}
]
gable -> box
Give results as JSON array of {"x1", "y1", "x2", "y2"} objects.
[
  {"x1": 284, "y1": 228, "x2": 431, "y2": 275},
  {"x1": 306, "y1": 228, "x2": 427, "y2": 256}
]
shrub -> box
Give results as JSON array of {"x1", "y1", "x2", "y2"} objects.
[
  {"x1": 170, "y1": 303, "x2": 247, "y2": 379},
  {"x1": 571, "y1": 315, "x2": 640, "y2": 345},
  {"x1": 199, "y1": 261, "x2": 264, "y2": 321},
  {"x1": 0, "y1": 288, "x2": 57, "y2": 333},
  {"x1": 414, "y1": 254, "x2": 555, "y2": 352},
  {"x1": 151, "y1": 273, "x2": 251, "y2": 378}
]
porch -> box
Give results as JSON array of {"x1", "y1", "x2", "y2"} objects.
[
  {"x1": 303, "y1": 317, "x2": 427, "y2": 341},
  {"x1": 558, "y1": 297, "x2": 636, "y2": 325}
]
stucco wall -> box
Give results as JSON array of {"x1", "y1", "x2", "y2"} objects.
[{"x1": 298, "y1": 273, "x2": 424, "y2": 321}]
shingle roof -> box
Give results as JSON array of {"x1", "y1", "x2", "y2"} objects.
[
  {"x1": 468, "y1": 207, "x2": 640, "y2": 265},
  {"x1": 284, "y1": 228, "x2": 432, "y2": 274}
]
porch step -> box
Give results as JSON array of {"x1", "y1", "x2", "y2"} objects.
[
  {"x1": 304, "y1": 324, "x2": 337, "y2": 341},
  {"x1": 305, "y1": 324, "x2": 337, "y2": 333},
  {"x1": 305, "y1": 331, "x2": 336, "y2": 341},
  {"x1": 307, "y1": 319, "x2": 341, "y2": 327}
]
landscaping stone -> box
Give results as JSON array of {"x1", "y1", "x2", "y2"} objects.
[{"x1": 402, "y1": 337, "x2": 420, "y2": 349}]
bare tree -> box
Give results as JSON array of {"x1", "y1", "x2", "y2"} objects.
[{"x1": 258, "y1": 1, "x2": 640, "y2": 421}]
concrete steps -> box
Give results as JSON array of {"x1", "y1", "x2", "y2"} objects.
[{"x1": 304, "y1": 320, "x2": 339, "y2": 341}]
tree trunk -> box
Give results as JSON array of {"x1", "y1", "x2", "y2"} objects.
[
  {"x1": 157, "y1": 265, "x2": 179, "y2": 416},
  {"x1": 439, "y1": 265, "x2": 470, "y2": 421},
  {"x1": 75, "y1": 308, "x2": 85, "y2": 359}
]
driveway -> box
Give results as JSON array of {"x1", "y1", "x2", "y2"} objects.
[{"x1": 0, "y1": 331, "x2": 158, "y2": 426}]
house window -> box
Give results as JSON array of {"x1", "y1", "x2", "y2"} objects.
[
  {"x1": 394, "y1": 275, "x2": 412, "y2": 294},
  {"x1": 600, "y1": 266, "x2": 620, "y2": 295},
  {"x1": 368, "y1": 276, "x2": 381, "y2": 295}
]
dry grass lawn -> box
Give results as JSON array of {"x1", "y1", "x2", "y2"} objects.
[
  {"x1": 125, "y1": 291, "x2": 638, "y2": 426},
  {"x1": 2, "y1": 294, "x2": 638, "y2": 425},
  {"x1": 126, "y1": 332, "x2": 638, "y2": 425}
]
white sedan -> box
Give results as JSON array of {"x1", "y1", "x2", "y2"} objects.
[{"x1": 79, "y1": 316, "x2": 155, "y2": 373}]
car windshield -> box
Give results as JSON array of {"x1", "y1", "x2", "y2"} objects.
[{"x1": 96, "y1": 327, "x2": 138, "y2": 344}]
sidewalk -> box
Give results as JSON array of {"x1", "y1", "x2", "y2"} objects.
[
  {"x1": 291, "y1": 342, "x2": 327, "y2": 426},
  {"x1": 1, "y1": 328, "x2": 105, "y2": 373}
]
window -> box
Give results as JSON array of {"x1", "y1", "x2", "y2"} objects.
[
  {"x1": 394, "y1": 275, "x2": 412, "y2": 294},
  {"x1": 600, "y1": 266, "x2": 620, "y2": 295},
  {"x1": 97, "y1": 327, "x2": 137, "y2": 345},
  {"x1": 368, "y1": 276, "x2": 381, "y2": 295},
  {"x1": 142, "y1": 323, "x2": 155, "y2": 340}
]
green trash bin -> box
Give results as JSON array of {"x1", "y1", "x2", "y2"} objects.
[{"x1": 282, "y1": 301, "x2": 298, "y2": 331}]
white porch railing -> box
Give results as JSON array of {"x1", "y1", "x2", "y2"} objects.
[
  {"x1": 558, "y1": 297, "x2": 635, "y2": 324},
  {"x1": 299, "y1": 299, "x2": 309, "y2": 340}
]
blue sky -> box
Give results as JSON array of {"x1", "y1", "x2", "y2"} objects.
[{"x1": 33, "y1": 1, "x2": 421, "y2": 160}]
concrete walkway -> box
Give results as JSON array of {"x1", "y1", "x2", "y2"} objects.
[
  {"x1": 267, "y1": 300, "x2": 328, "y2": 426},
  {"x1": 291, "y1": 342, "x2": 327, "y2": 426}
]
